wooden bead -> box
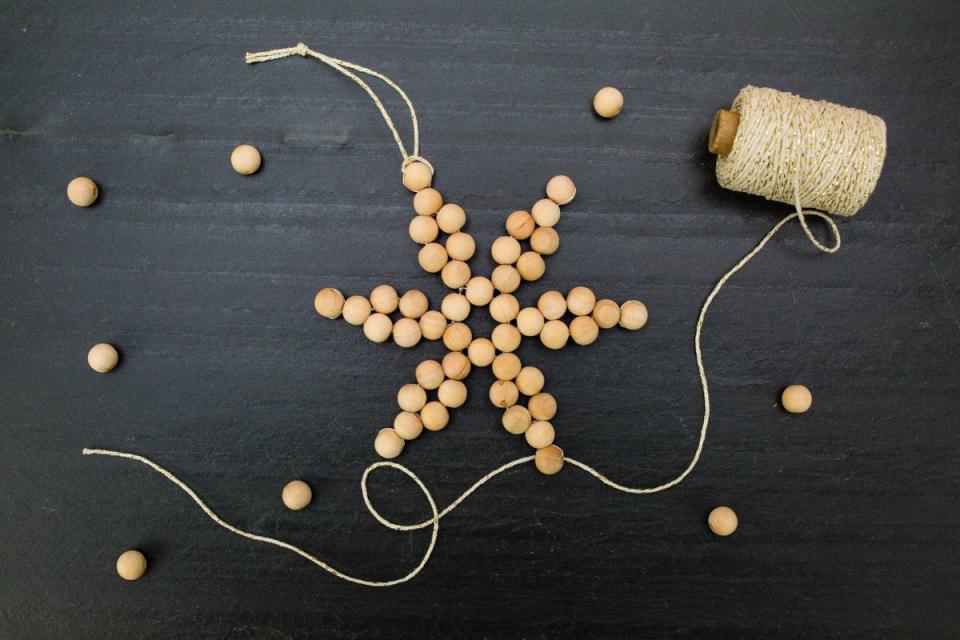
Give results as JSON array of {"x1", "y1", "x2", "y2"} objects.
[
  {"x1": 314, "y1": 288, "x2": 345, "y2": 319},
  {"x1": 441, "y1": 260, "x2": 471, "y2": 289},
  {"x1": 566, "y1": 286, "x2": 596, "y2": 316},
  {"x1": 708, "y1": 506, "x2": 738, "y2": 536},
  {"x1": 491, "y1": 236, "x2": 522, "y2": 265},
  {"x1": 537, "y1": 291, "x2": 567, "y2": 320},
  {"x1": 467, "y1": 338, "x2": 496, "y2": 367},
  {"x1": 436, "y1": 203, "x2": 466, "y2": 233},
  {"x1": 619, "y1": 300, "x2": 648, "y2": 330},
  {"x1": 418, "y1": 243, "x2": 449, "y2": 273},
  {"x1": 516, "y1": 252, "x2": 545, "y2": 281},
  {"x1": 492, "y1": 353, "x2": 522, "y2": 381},
  {"x1": 409, "y1": 215, "x2": 439, "y2": 244},
  {"x1": 546, "y1": 175, "x2": 576, "y2": 205},
  {"x1": 441, "y1": 293, "x2": 471, "y2": 322},
  {"x1": 516, "y1": 366, "x2": 545, "y2": 396},
  {"x1": 415, "y1": 360, "x2": 445, "y2": 390},
  {"x1": 363, "y1": 313, "x2": 393, "y2": 343},
  {"x1": 446, "y1": 232, "x2": 476, "y2": 261},
  {"x1": 535, "y1": 445, "x2": 564, "y2": 475},
  {"x1": 374, "y1": 428, "x2": 405, "y2": 459},
  {"x1": 489, "y1": 380, "x2": 519, "y2": 408},
  {"x1": 781, "y1": 385, "x2": 813, "y2": 414},
  {"x1": 394, "y1": 412, "x2": 423, "y2": 440},
  {"x1": 593, "y1": 87, "x2": 624, "y2": 118},
  {"x1": 502, "y1": 405, "x2": 532, "y2": 435},
  {"x1": 442, "y1": 322, "x2": 472, "y2": 351},
  {"x1": 420, "y1": 401, "x2": 450, "y2": 431},
  {"x1": 505, "y1": 210, "x2": 535, "y2": 239},
  {"x1": 116, "y1": 550, "x2": 147, "y2": 581},
  {"x1": 230, "y1": 144, "x2": 261, "y2": 175},
  {"x1": 540, "y1": 319, "x2": 570, "y2": 350},
  {"x1": 88, "y1": 343, "x2": 119, "y2": 373},
  {"x1": 592, "y1": 299, "x2": 620, "y2": 329},
  {"x1": 491, "y1": 323, "x2": 521, "y2": 353},
  {"x1": 438, "y1": 379, "x2": 468, "y2": 408},
  {"x1": 282, "y1": 480, "x2": 312, "y2": 510},
  {"x1": 392, "y1": 317, "x2": 422, "y2": 348},
  {"x1": 491, "y1": 265, "x2": 521, "y2": 293},
  {"x1": 465, "y1": 276, "x2": 495, "y2": 306},
  {"x1": 397, "y1": 383, "x2": 427, "y2": 412},
  {"x1": 67, "y1": 176, "x2": 99, "y2": 207},
  {"x1": 530, "y1": 226, "x2": 560, "y2": 255},
  {"x1": 413, "y1": 187, "x2": 443, "y2": 215},
  {"x1": 517, "y1": 307, "x2": 545, "y2": 337},
  {"x1": 525, "y1": 420, "x2": 555, "y2": 448},
  {"x1": 570, "y1": 316, "x2": 599, "y2": 346},
  {"x1": 342, "y1": 295, "x2": 372, "y2": 326},
  {"x1": 489, "y1": 293, "x2": 520, "y2": 323},
  {"x1": 370, "y1": 285, "x2": 399, "y2": 314},
  {"x1": 419, "y1": 310, "x2": 448, "y2": 340},
  {"x1": 442, "y1": 351, "x2": 472, "y2": 380},
  {"x1": 531, "y1": 198, "x2": 561, "y2": 227},
  {"x1": 402, "y1": 161, "x2": 433, "y2": 192},
  {"x1": 399, "y1": 290, "x2": 429, "y2": 319},
  {"x1": 529, "y1": 392, "x2": 557, "y2": 420}
]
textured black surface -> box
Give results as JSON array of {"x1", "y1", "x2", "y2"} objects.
[{"x1": 1, "y1": 1, "x2": 959, "y2": 638}]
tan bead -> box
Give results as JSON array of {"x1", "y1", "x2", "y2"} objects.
[
  {"x1": 392, "y1": 317, "x2": 422, "y2": 348},
  {"x1": 87, "y1": 343, "x2": 119, "y2": 373},
  {"x1": 540, "y1": 319, "x2": 570, "y2": 350},
  {"x1": 442, "y1": 351, "x2": 472, "y2": 380},
  {"x1": 370, "y1": 284, "x2": 399, "y2": 314},
  {"x1": 492, "y1": 353, "x2": 521, "y2": 381},
  {"x1": 465, "y1": 276, "x2": 495, "y2": 306},
  {"x1": 282, "y1": 480, "x2": 312, "y2": 510},
  {"x1": 489, "y1": 380, "x2": 519, "y2": 408},
  {"x1": 445, "y1": 232, "x2": 476, "y2": 261},
  {"x1": 413, "y1": 187, "x2": 443, "y2": 215},
  {"x1": 491, "y1": 323, "x2": 521, "y2": 352},
  {"x1": 116, "y1": 550, "x2": 147, "y2": 581},
  {"x1": 530, "y1": 226, "x2": 560, "y2": 255},
  {"x1": 363, "y1": 313, "x2": 393, "y2": 343},
  {"x1": 593, "y1": 87, "x2": 624, "y2": 118},
  {"x1": 441, "y1": 293, "x2": 471, "y2": 322},
  {"x1": 505, "y1": 210, "x2": 535, "y2": 239},
  {"x1": 546, "y1": 175, "x2": 576, "y2": 205},
  {"x1": 374, "y1": 428, "x2": 405, "y2": 459},
  {"x1": 619, "y1": 300, "x2": 648, "y2": 330},
  {"x1": 436, "y1": 203, "x2": 466, "y2": 233},
  {"x1": 409, "y1": 215, "x2": 439, "y2": 244},
  {"x1": 592, "y1": 299, "x2": 620, "y2": 329},
  {"x1": 402, "y1": 161, "x2": 433, "y2": 192},
  {"x1": 442, "y1": 322, "x2": 472, "y2": 351},
  {"x1": 566, "y1": 286, "x2": 596, "y2": 316},
  {"x1": 420, "y1": 401, "x2": 450, "y2": 431},
  {"x1": 569, "y1": 316, "x2": 599, "y2": 346},
  {"x1": 516, "y1": 366, "x2": 545, "y2": 396},
  {"x1": 491, "y1": 236, "x2": 522, "y2": 265},
  {"x1": 525, "y1": 420, "x2": 555, "y2": 448},
  {"x1": 438, "y1": 379, "x2": 468, "y2": 408},
  {"x1": 419, "y1": 310, "x2": 448, "y2": 340},
  {"x1": 531, "y1": 198, "x2": 561, "y2": 227},
  {"x1": 397, "y1": 383, "x2": 427, "y2": 412},
  {"x1": 67, "y1": 176, "x2": 99, "y2": 207},
  {"x1": 418, "y1": 243, "x2": 449, "y2": 273},
  {"x1": 489, "y1": 293, "x2": 520, "y2": 323},
  {"x1": 399, "y1": 290, "x2": 429, "y2": 319},
  {"x1": 516, "y1": 307, "x2": 545, "y2": 337},
  {"x1": 230, "y1": 144, "x2": 261, "y2": 175},
  {"x1": 314, "y1": 287, "x2": 345, "y2": 319},
  {"x1": 441, "y1": 260, "x2": 471, "y2": 289},
  {"x1": 535, "y1": 445, "x2": 564, "y2": 475},
  {"x1": 467, "y1": 338, "x2": 496, "y2": 367},
  {"x1": 781, "y1": 385, "x2": 813, "y2": 414},
  {"x1": 537, "y1": 291, "x2": 567, "y2": 320},
  {"x1": 516, "y1": 252, "x2": 546, "y2": 281},
  {"x1": 491, "y1": 265, "x2": 521, "y2": 293},
  {"x1": 529, "y1": 392, "x2": 557, "y2": 420},
  {"x1": 415, "y1": 359, "x2": 445, "y2": 390},
  {"x1": 394, "y1": 412, "x2": 423, "y2": 440},
  {"x1": 342, "y1": 295, "x2": 372, "y2": 326},
  {"x1": 502, "y1": 405, "x2": 532, "y2": 435},
  {"x1": 708, "y1": 506, "x2": 738, "y2": 536}
]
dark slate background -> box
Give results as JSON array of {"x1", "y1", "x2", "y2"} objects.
[{"x1": 1, "y1": 1, "x2": 958, "y2": 638}]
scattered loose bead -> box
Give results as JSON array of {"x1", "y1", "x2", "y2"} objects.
[
  {"x1": 619, "y1": 300, "x2": 648, "y2": 330},
  {"x1": 593, "y1": 87, "x2": 624, "y2": 119},
  {"x1": 413, "y1": 187, "x2": 443, "y2": 215},
  {"x1": 374, "y1": 428, "x2": 405, "y2": 458},
  {"x1": 409, "y1": 215, "x2": 439, "y2": 244},
  {"x1": 467, "y1": 338, "x2": 496, "y2": 367},
  {"x1": 399, "y1": 290, "x2": 429, "y2": 319},
  {"x1": 415, "y1": 359, "x2": 445, "y2": 390},
  {"x1": 342, "y1": 295, "x2": 372, "y2": 326},
  {"x1": 282, "y1": 480, "x2": 312, "y2": 511},
  {"x1": 116, "y1": 550, "x2": 147, "y2": 581},
  {"x1": 438, "y1": 379, "x2": 468, "y2": 408},
  {"x1": 441, "y1": 293, "x2": 471, "y2": 322},
  {"x1": 465, "y1": 276, "x2": 495, "y2": 306},
  {"x1": 535, "y1": 445, "x2": 564, "y2": 475},
  {"x1": 540, "y1": 319, "x2": 570, "y2": 350},
  {"x1": 442, "y1": 322, "x2": 473, "y2": 351},
  {"x1": 491, "y1": 265, "x2": 521, "y2": 293},
  {"x1": 392, "y1": 317, "x2": 422, "y2": 348},
  {"x1": 708, "y1": 506, "x2": 738, "y2": 536},
  {"x1": 445, "y1": 232, "x2": 476, "y2": 261},
  {"x1": 397, "y1": 383, "x2": 427, "y2": 412},
  {"x1": 436, "y1": 203, "x2": 466, "y2": 233},
  {"x1": 502, "y1": 405, "x2": 532, "y2": 435},
  {"x1": 489, "y1": 380, "x2": 519, "y2": 408},
  {"x1": 363, "y1": 313, "x2": 393, "y2": 343},
  {"x1": 570, "y1": 316, "x2": 599, "y2": 346},
  {"x1": 566, "y1": 286, "x2": 596, "y2": 316},
  {"x1": 370, "y1": 285, "x2": 399, "y2": 314},
  {"x1": 489, "y1": 293, "x2": 520, "y2": 323},
  {"x1": 531, "y1": 198, "x2": 561, "y2": 227},
  {"x1": 530, "y1": 226, "x2": 560, "y2": 255},
  {"x1": 314, "y1": 288, "x2": 345, "y2": 319},
  {"x1": 592, "y1": 299, "x2": 620, "y2": 329},
  {"x1": 525, "y1": 420, "x2": 555, "y2": 449},
  {"x1": 528, "y1": 392, "x2": 557, "y2": 420},
  {"x1": 402, "y1": 161, "x2": 433, "y2": 192},
  {"x1": 67, "y1": 176, "x2": 99, "y2": 207},
  {"x1": 505, "y1": 210, "x2": 535, "y2": 239},
  {"x1": 230, "y1": 144, "x2": 261, "y2": 175},
  {"x1": 441, "y1": 260, "x2": 471, "y2": 289},
  {"x1": 491, "y1": 323, "x2": 521, "y2": 352},
  {"x1": 442, "y1": 351, "x2": 472, "y2": 381},
  {"x1": 88, "y1": 343, "x2": 119, "y2": 373},
  {"x1": 516, "y1": 366, "x2": 545, "y2": 396},
  {"x1": 516, "y1": 252, "x2": 546, "y2": 281},
  {"x1": 419, "y1": 310, "x2": 448, "y2": 340},
  {"x1": 492, "y1": 353, "x2": 522, "y2": 381},
  {"x1": 545, "y1": 175, "x2": 576, "y2": 205},
  {"x1": 394, "y1": 411, "x2": 424, "y2": 440},
  {"x1": 516, "y1": 307, "x2": 545, "y2": 337},
  {"x1": 781, "y1": 385, "x2": 813, "y2": 414},
  {"x1": 418, "y1": 243, "x2": 449, "y2": 273},
  {"x1": 491, "y1": 236, "x2": 522, "y2": 265},
  {"x1": 420, "y1": 401, "x2": 450, "y2": 431},
  {"x1": 538, "y1": 291, "x2": 567, "y2": 320}
]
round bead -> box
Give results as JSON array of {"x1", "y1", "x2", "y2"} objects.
[
  {"x1": 397, "y1": 383, "x2": 427, "y2": 412},
  {"x1": 436, "y1": 203, "x2": 466, "y2": 233},
  {"x1": 446, "y1": 232, "x2": 476, "y2": 261},
  {"x1": 441, "y1": 260, "x2": 471, "y2": 289},
  {"x1": 314, "y1": 288, "x2": 345, "y2": 319},
  {"x1": 374, "y1": 428, "x2": 405, "y2": 459},
  {"x1": 531, "y1": 198, "x2": 561, "y2": 227},
  {"x1": 781, "y1": 385, "x2": 813, "y2": 414},
  {"x1": 67, "y1": 176, "x2": 99, "y2": 207},
  {"x1": 592, "y1": 299, "x2": 620, "y2": 329},
  {"x1": 530, "y1": 226, "x2": 560, "y2": 255},
  {"x1": 394, "y1": 412, "x2": 423, "y2": 440},
  {"x1": 708, "y1": 506, "x2": 738, "y2": 536},
  {"x1": 116, "y1": 550, "x2": 147, "y2": 581},
  {"x1": 570, "y1": 316, "x2": 599, "y2": 346},
  {"x1": 491, "y1": 323, "x2": 521, "y2": 353},
  {"x1": 370, "y1": 285, "x2": 399, "y2": 314},
  {"x1": 392, "y1": 317, "x2": 422, "y2": 348},
  {"x1": 566, "y1": 286, "x2": 596, "y2": 316},
  {"x1": 342, "y1": 295, "x2": 372, "y2": 326},
  {"x1": 442, "y1": 322, "x2": 472, "y2": 352},
  {"x1": 419, "y1": 310, "x2": 448, "y2": 340},
  {"x1": 529, "y1": 393, "x2": 557, "y2": 420},
  {"x1": 441, "y1": 293, "x2": 471, "y2": 322},
  {"x1": 516, "y1": 307, "x2": 545, "y2": 337},
  {"x1": 491, "y1": 265, "x2": 521, "y2": 293},
  {"x1": 516, "y1": 366, "x2": 545, "y2": 396},
  {"x1": 525, "y1": 420, "x2": 555, "y2": 448},
  {"x1": 491, "y1": 236, "x2": 522, "y2": 265},
  {"x1": 467, "y1": 338, "x2": 496, "y2": 367},
  {"x1": 492, "y1": 353, "x2": 522, "y2": 381},
  {"x1": 413, "y1": 187, "x2": 443, "y2": 215},
  {"x1": 438, "y1": 379, "x2": 468, "y2": 408},
  {"x1": 538, "y1": 291, "x2": 567, "y2": 320},
  {"x1": 415, "y1": 360, "x2": 445, "y2": 390},
  {"x1": 535, "y1": 445, "x2": 564, "y2": 475},
  {"x1": 442, "y1": 351, "x2": 472, "y2": 381},
  {"x1": 418, "y1": 243, "x2": 449, "y2": 273},
  {"x1": 546, "y1": 175, "x2": 576, "y2": 205},
  {"x1": 230, "y1": 144, "x2": 261, "y2": 175},
  {"x1": 619, "y1": 300, "x2": 648, "y2": 330},
  {"x1": 516, "y1": 252, "x2": 546, "y2": 281},
  {"x1": 399, "y1": 290, "x2": 429, "y2": 319},
  {"x1": 489, "y1": 380, "x2": 519, "y2": 408},
  {"x1": 420, "y1": 401, "x2": 450, "y2": 431},
  {"x1": 593, "y1": 87, "x2": 624, "y2": 118},
  {"x1": 363, "y1": 313, "x2": 393, "y2": 343},
  {"x1": 409, "y1": 215, "x2": 439, "y2": 244},
  {"x1": 465, "y1": 276, "x2": 495, "y2": 306},
  {"x1": 87, "y1": 343, "x2": 119, "y2": 373},
  {"x1": 540, "y1": 319, "x2": 570, "y2": 350},
  {"x1": 282, "y1": 480, "x2": 312, "y2": 511},
  {"x1": 506, "y1": 210, "x2": 536, "y2": 239},
  {"x1": 402, "y1": 161, "x2": 433, "y2": 192},
  {"x1": 502, "y1": 405, "x2": 532, "y2": 435},
  {"x1": 489, "y1": 293, "x2": 520, "y2": 323}
]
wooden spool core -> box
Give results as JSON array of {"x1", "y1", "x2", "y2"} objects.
[{"x1": 708, "y1": 109, "x2": 741, "y2": 156}]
